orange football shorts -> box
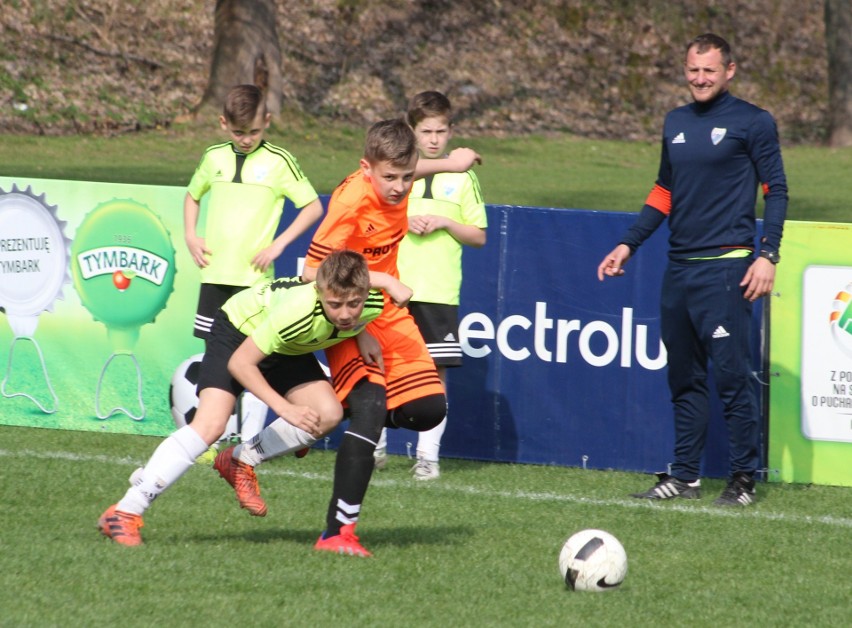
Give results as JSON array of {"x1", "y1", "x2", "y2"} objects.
[{"x1": 325, "y1": 302, "x2": 444, "y2": 409}]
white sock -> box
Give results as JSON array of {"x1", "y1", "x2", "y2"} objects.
[
  {"x1": 117, "y1": 426, "x2": 208, "y2": 515},
  {"x1": 235, "y1": 417, "x2": 317, "y2": 466},
  {"x1": 239, "y1": 391, "x2": 269, "y2": 442},
  {"x1": 376, "y1": 428, "x2": 388, "y2": 451},
  {"x1": 416, "y1": 416, "x2": 447, "y2": 462}
]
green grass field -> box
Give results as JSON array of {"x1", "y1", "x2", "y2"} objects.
[
  {"x1": 1, "y1": 125, "x2": 851, "y2": 626},
  {"x1": 1, "y1": 425, "x2": 850, "y2": 627},
  {"x1": 2, "y1": 121, "x2": 852, "y2": 222}
]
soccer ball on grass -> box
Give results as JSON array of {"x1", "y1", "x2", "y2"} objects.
[{"x1": 558, "y1": 529, "x2": 627, "y2": 592}]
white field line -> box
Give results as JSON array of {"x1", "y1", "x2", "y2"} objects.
[{"x1": 4, "y1": 447, "x2": 851, "y2": 529}]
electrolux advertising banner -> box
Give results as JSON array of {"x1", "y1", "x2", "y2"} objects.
[
  {"x1": 380, "y1": 206, "x2": 760, "y2": 478},
  {"x1": 443, "y1": 208, "x2": 674, "y2": 471},
  {"x1": 768, "y1": 221, "x2": 852, "y2": 487}
]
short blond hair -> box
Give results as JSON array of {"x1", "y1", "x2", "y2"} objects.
[{"x1": 316, "y1": 249, "x2": 370, "y2": 296}]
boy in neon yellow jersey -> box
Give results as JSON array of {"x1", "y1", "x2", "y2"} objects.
[
  {"x1": 374, "y1": 91, "x2": 487, "y2": 479},
  {"x1": 183, "y1": 84, "x2": 324, "y2": 440},
  {"x1": 184, "y1": 83, "x2": 323, "y2": 339},
  {"x1": 98, "y1": 250, "x2": 390, "y2": 546}
]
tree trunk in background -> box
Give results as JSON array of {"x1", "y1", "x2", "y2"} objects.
[
  {"x1": 196, "y1": 0, "x2": 282, "y2": 117},
  {"x1": 825, "y1": 0, "x2": 852, "y2": 146}
]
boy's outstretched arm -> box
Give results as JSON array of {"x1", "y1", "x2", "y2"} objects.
[
  {"x1": 369, "y1": 271, "x2": 413, "y2": 307},
  {"x1": 301, "y1": 267, "x2": 412, "y2": 308},
  {"x1": 415, "y1": 147, "x2": 482, "y2": 177},
  {"x1": 228, "y1": 336, "x2": 322, "y2": 436}
]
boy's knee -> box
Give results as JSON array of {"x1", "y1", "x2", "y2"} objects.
[
  {"x1": 388, "y1": 393, "x2": 447, "y2": 432},
  {"x1": 316, "y1": 399, "x2": 345, "y2": 434},
  {"x1": 189, "y1": 411, "x2": 232, "y2": 445},
  {"x1": 344, "y1": 380, "x2": 388, "y2": 441}
]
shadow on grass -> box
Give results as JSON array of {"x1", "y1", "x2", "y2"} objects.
[{"x1": 184, "y1": 524, "x2": 473, "y2": 548}]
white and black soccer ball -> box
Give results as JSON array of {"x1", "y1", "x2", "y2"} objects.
[
  {"x1": 558, "y1": 529, "x2": 627, "y2": 592},
  {"x1": 169, "y1": 353, "x2": 246, "y2": 440},
  {"x1": 169, "y1": 354, "x2": 205, "y2": 428},
  {"x1": 168, "y1": 354, "x2": 238, "y2": 437}
]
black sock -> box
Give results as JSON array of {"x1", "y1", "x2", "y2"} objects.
[{"x1": 324, "y1": 380, "x2": 386, "y2": 536}]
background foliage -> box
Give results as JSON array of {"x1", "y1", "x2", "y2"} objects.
[{"x1": 0, "y1": 0, "x2": 828, "y2": 142}]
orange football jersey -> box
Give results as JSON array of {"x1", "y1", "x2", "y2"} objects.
[{"x1": 305, "y1": 171, "x2": 407, "y2": 277}]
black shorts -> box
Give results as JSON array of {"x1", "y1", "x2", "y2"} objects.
[
  {"x1": 194, "y1": 283, "x2": 244, "y2": 339},
  {"x1": 408, "y1": 302, "x2": 463, "y2": 367},
  {"x1": 197, "y1": 309, "x2": 328, "y2": 397}
]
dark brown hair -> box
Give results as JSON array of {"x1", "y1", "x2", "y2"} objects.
[
  {"x1": 686, "y1": 33, "x2": 733, "y2": 66},
  {"x1": 363, "y1": 118, "x2": 418, "y2": 167},
  {"x1": 222, "y1": 84, "x2": 266, "y2": 127}
]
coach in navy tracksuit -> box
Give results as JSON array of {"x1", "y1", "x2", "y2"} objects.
[{"x1": 597, "y1": 33, "x2": 788, "y2": 506}]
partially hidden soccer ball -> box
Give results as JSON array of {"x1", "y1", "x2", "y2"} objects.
[
  {"x1": 169, "y1": 354, "x2": 238, "y2": 436},
  {"x1": 558, "y1": 529, "x2": 627, "y2": 592},
  {"x1": 169, "y1": 353, "x2": 205, "y2": 428}
]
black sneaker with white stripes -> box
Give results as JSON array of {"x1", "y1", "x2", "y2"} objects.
[
  {"x1": 713, "y1": 473, "x2": 756, "y2": 507},
  {"x1": 631, "y1": 472, "x2": 701, "y2": 500}
]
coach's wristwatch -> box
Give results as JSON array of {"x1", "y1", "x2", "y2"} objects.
[{"x1": 759, "y1": 250, "x2": 780, "y2": 264}]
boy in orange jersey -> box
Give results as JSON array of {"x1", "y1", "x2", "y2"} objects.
[
  {"x1": 374, "y1": 91, "x2": 487, "y2": 480},
  {"x1": 216, "y1": 119, "x2": 449, "y2": 556},
  {"x1": 304, "y1": 119, "x2": 450, "y2": 556}
]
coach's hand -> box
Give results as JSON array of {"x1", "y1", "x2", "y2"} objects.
[
  {"x1": 740, "y1": 256, "x2": 776, "y2": 302},
  {"x1": 597, "y1": 244, "x2": 631, "y2": 281}
]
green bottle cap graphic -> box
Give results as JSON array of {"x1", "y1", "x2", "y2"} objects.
[
  {"x1": 71, "y1": 198, "x2": 176, "y2": 352},
  {"x1": 71, "y1": 198, "x2": 176, "y2": 421}
]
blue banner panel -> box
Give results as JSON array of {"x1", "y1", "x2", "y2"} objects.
[
  {"x1": 323, "y1": 204, "x2": 763, "y2": 478},
  {"x1": 445, "y1": 207, "x2": 677, "y2": 473}
]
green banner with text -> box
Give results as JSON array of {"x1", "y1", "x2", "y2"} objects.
[
  {"x1": 768, "y1": 221, "x2": 852, "y2": 487},
  {"x1": 0, "y1": 176, "x2": 205, "y2": 437}
]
